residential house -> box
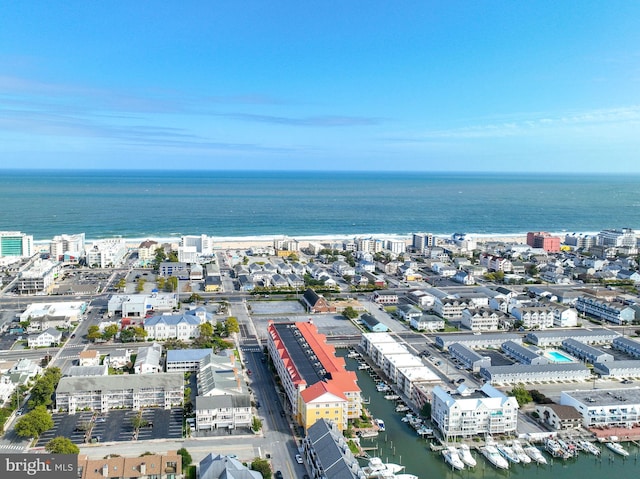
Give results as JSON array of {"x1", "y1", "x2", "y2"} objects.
[
  {"x1": 410, "y1": 314, "x2": 445, "y2": 331},
  {"x1": 27, "y1": 327, "x2": 62, "y2": 348},
  {"x1": 360, "y1": 314, "x2": 389, "y2": 332},
  {"x1": 534, "y1": 404, "x2": 583, "y2": 430},
  {"x1": 134, "y1": 343, "x2": 163, "y2": 374},
  {"x1": 198, "y1": 454, "x2": 259, "y2": 479},
  {"x1": 302, "y1": 288, "x2": 336, "y2": 313},
  {"x1": 79, "y1": 350, "x2": 100, "y2": 366}
]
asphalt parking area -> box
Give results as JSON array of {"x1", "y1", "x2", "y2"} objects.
[
  {"x1": 37, "y1": 412, "x2": 94, "y2": 447},
  {"x1": 38, "y1": 408, "x2": 183, "y2": 446}
]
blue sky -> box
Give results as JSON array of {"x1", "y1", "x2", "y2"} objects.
[{"x1": 1, "y1": 1, "x2": 639, "y2": 172}]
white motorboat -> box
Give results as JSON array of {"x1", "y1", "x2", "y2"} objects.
[
  {"x1": 442, "y1": 446, "x2": 465, "y2": 471},
  {"x1": 481, "y1": 444, "x2": 509, "y2": 470},
  {"x1": 605, "y1": 441, "x2": 629, "y2": 457},
  {"x1": 458, "y1": 444, "x2": 477, "y2": 467},
  {"x1": 496, "y1": 444, "x2": 520, "y2": 464},
  {"x1": 544, "y1": 438, "x2": 572, "y2": 459},
  {"x1": 511, "y1": 440, "x2": 531, "y2": 464},
  {"x1": 395, "y1": 475, "x2": 419, "y2": 479},
  {"x1": 363, "y1": 457, "x2": 405, "y2": 478},
  {"x1": 375, "y1": 418, "x2": 386, "y2": 431},
  {"x1": 579, "y1": 440, "x2": 601, "y2": 456},
  {"x1": 384, "y1": 394, "x2": 400, "y2": 400},
  {"x1": 524, "y1": 446, "x2": 548, "y2": 465}
]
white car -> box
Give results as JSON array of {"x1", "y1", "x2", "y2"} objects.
[{"x1": 295, "y1": 454, "x2": 303, "y2": 464}]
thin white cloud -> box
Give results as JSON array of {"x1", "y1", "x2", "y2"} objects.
[{"x1": 409, "y1": 106, "x2": 640, "y2": 140}]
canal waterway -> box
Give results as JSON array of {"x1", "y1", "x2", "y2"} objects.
[{"x1": 343, "y1": 354, "x2": 640, "y2": 479}]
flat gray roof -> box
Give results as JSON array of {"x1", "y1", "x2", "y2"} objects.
[
  {"x1": 564, "y1": 387, "x2": 640, "y2": 406},
  {"x1": 56, "y1": 372, "x2": 183, "y2": 393}
]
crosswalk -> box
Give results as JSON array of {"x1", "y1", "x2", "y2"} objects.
[{"x1": 0, "y1": 444, "x2": 26, "y2": 451}]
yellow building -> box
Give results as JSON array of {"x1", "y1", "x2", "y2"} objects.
[{"x1": 299, "y1": 381, "x2": 348, "y2": 432}]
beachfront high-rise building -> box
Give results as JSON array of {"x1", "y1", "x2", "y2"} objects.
[
  {"x1": 386, "y1": 239, "x2": 407, "y2": 254},
  {"x1": 86, "y1": 238, "x2": 128, "y2": 268},
  {"x1": 564, "y1": 233, "x2": 596, "y2": 250},
  {"x1": 50, "y1": 233, "x2": 86, "y2": 261},
  {"x1": 412, "y1": 232, "x2": 434, "y2": 253},
  {"x1": 0, "y1": 231, "x2": 34, "y2": 257},
  {"x1": 526, "y1": 232, "x2": 561, "y2": 253},
  {"x1": 597, "y1": 228, "x2": 637, "y2": 247},
  {"x1": 180, "y1": 234, "x2": 213, "y2": 256},
  {"x1": 356, "y1": 237, "x2": 384, "y2": 253}
]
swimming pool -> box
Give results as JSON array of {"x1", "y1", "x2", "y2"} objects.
[{"x1": 545, "y1": 350, "x2": 575, "y2": 363}]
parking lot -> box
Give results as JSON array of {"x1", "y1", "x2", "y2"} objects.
[
  {"x1": 247, "y1": 300, "x2": 306, "y2": 315},
  {"x1": 251, "y1": 314, "x2": 361, "y2": 340},
  {"x1": 36, "y1": 408, "x2": 183, "y2": 447}
]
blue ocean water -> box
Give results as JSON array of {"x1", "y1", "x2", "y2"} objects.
[{"x1": 2, "y1": 170, "x2": 639, "y2": 240}]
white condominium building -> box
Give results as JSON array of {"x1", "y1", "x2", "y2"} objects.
[
  {"x1": 86, "y1": 238, "x2": 128, "y2": 268},
  {"x1": 431, "y1": 383, "x2": 519, "y2": 440},
  {"x1": 181, "y1": 234, "x2": 214, "y2": 256}
]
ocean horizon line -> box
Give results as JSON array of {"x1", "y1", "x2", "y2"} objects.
[{"x1": 2, "y1": 168, "x2": 639, "y2": 178}]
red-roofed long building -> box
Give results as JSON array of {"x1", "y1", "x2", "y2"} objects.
[{"x1": 267, "y1": 321, "x2": 362, "y2": 432}]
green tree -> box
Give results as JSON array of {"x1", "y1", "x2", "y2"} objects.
[
  {"x1": 342, "y1": 306, "x2": 359, "y2": 320},
  {"x1": 214, "y1": 321, "x2": 225, "y2": 336},
  {"x1": 135, "y1": 278, "x2": 146, "y2": 293},
  {"x1": 45, "y1": 436, "x2": 80, "y2": 454},
  {"x1": 131, "y1": 414, "x2": 149, "y2": 430},
  {"x1": 163, "y1": 338, "x2": 188, "y2": 350},
  {"x1": 420, "y1": 401, "x2": 432, "y2": 418},
  {"x1": 156, "y1": 276, "x2": 166, "y2": 290},
  {"x1": 28, "y1": 368, "x2": 62, "y2": 408},
  {"x1": 119, "y1": 327, "x2": 146, "y2": 343},
  {"x1": 250, "y1": 458, "x2": 272, "y2": 479},
  {"x1": 152, "y1": 248, "x2": 167, "y2": 270},
  {"x1": 177, "y1": 448, "x2": 192, "y2": 468},
  {"x1": 87, "y1": 325, "x2": 102, "y2": 342},
  {"x1": 225, "y1": 317, "x2": 240, "y2": 335},
  {"x1": 166, "y1": 276, "x2": 179, "y2": 292},
  {"x1": 168, "y1": 251, "x2": 179, "y2": 262},
  {"x1": 251, "y1": 416, "x2": 262, "y2": 432},
  {"x1": 509, "y1": 385, "x2": 533, "y2": 407},
  {"x1": 102, "y1": 324, "x2": 119, "y2": 341},
  {"x1": 187, "y1": 293, "x2": 203, "y2": 303},
  {"x1": 14, "y1": 406, "x2": 54, "y2": 438},
  {"x1": 115, "y1": 278, "x2": 126, "y2": 291},
  {"x1": 198, "y1": 322, "x2": 214, "y2": 339}
]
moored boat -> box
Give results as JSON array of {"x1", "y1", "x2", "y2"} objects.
[
  {"x1": 442, "y1": 446, "x2": 465, "y2": 471},
  {"x1": 511, "y1": 440, "x2": 531, "y2": 464},
  {"x1": 363, "y1": 457, "x2": 405, "y2": 478},
  {"x1": 496, "y1": 444, "x2": 520, "y2": 464},
  {"x1": 375, "y1": 418, "x2": 386, "y2": 431},
  {"x1": 458, "y1": 444, "x2": 476, "y2": 467},
  {"x1": 524, "y1": 445, "x2": 548, "y2": 465},
  {"x1": 579, "y1": 440, "x2": 600, "y2": 456},
  {"x1": 605, "y1": 441, "x2": 629, "y2": 457},
  {"x1": 384, "y1": 394, "x2": 400, "y2": 400},
  {"x1": 544, "y1": 437, "x2": 572, "y2": 459},
  {"x1": 481, "y1": 444, "x2": 509, "y2": 470}
]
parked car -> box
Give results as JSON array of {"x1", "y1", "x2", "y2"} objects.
[
  {"x1": 274, "y1": 471, "x2": 283, "y2": 479},
  {"x1": 295, "y1": 454, "x2": 303, "y2": 464}
]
